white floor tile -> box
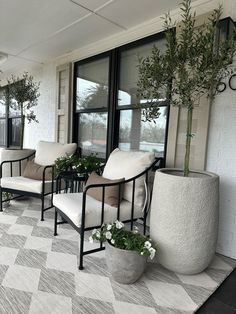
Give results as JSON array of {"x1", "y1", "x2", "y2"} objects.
[
  {"x1": 177, "y1": 272, "x2": 218, "y2": 289},
  {"x1": 37, "y1": 219, "x2": 54, "y2": 229},
  {"x1": 145, "y1": 280, "x2": 197, "y2": 311},
  {"x1": 29, "y1": 291, "x2": 72, "y2": 314},
  {"x1": 0, "y1": 214, "x2": 17, "y2": 225},
  {"x1": 24, "y1": 236, "x2": 52, "y2": 252},
  {"x1": 22, "y1": 210, "x2": 41, "y2": 219},
  {"x1": 210, "y1": 255, "x2": 233, "y2": 271},
  {"x1": 113, "y1": 301, "x2": 157, "y2": 314},
  {"x1": 0, "y1": 247, "x2": 19, "y2": 265},
  {"x1": 46, "y1": 251, "x2": 77, "y2": 273},
  {"x1": 75, "y1": 272, "x2": 115, "y2": 303},
  {"x1": 7, "y1": 224, "x2": 33, "y2": 236},
  {"x1": 2, "y1": 265, "x2": 41, "y2": 292}
]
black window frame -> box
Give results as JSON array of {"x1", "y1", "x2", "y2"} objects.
[
  {"x1": 73, "y1": 31, "x2": 170, "y2": 162},
  {"x1": 0, "y1": 86, "x2": 22, "y2": 148}
]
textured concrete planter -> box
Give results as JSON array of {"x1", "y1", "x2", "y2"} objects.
[
  {"x1": 150, "y1": 168, "x2": 219, "y2": 275},
  {"x1": 106, "y1": 242, "x2": 146, "y2": 284}
]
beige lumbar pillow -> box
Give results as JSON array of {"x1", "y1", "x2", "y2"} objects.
[
  {"x1": 85, "y1": 172, "x2": 124, "y2": 207},
  {"x1": 23, "y1": 160, "x2": 53, "y2": 181}
]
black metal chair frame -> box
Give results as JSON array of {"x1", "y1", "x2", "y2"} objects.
[
  {"x1": 0, "y1": 152, "x2": 55, "y2": 221},
  {"x1": 54, "y1": 157, "x2": 163, "y2": 270}
]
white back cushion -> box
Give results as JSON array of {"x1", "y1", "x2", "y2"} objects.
[
  {"x1": 103, "y1": 148, "x2": 155, "y2": 207},
  {"x1": 35, "y1": 141, "x2": 77, "y2": 166}
]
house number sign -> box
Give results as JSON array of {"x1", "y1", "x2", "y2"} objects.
[{"x1": 216, "y1": 73, "x2": 236, "y2": 92}]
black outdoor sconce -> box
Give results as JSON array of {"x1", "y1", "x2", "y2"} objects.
[{"x1": 215, "y1": 17, "x2": 236, "y2": 93}]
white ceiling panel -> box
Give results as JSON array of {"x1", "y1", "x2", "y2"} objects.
[
  {"x1": 97, "y1": 0, "x2": 180, "y2": 28},
  {"x1": 0, "y1": 55, "x2": 40, "y2": 79},
  {"x1": 19, "y1": 14, "x2": 122, "y2": 62},
  {"x1": 0, "y1": 0, "x2": 90, "y2": 55},
  {"x1": 70, "y1": 0, "x2": 114, "y2": 11}
]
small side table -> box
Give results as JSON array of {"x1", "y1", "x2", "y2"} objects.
[{"x1": 56, "y1": 171, "x2": 87, "y2": 194}]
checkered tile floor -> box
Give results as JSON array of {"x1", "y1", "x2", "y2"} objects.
[{"x1": 0, "y1": 198, "x2": 235, "y2": 314}]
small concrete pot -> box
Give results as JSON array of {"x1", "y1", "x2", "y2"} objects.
[{"x1": 106, "y1": 242, "x2": 146, "y2": 284}]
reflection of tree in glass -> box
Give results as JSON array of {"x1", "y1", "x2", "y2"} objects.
[
  {"x1": 80, "y1": 113, "x2": 107, "y2": 142},
  {"x1": 78, "y1": 83, "x2": 108, "y2": 109}
]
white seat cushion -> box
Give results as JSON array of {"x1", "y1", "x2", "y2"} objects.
[
  {"x1": 0, "y1": 176, "x2": 54, "y2": 194},
  {"x1": 53, "y1": 192, "x2": 143, "y2": 228},
  {"x1": 35, "y1": 141, "x2": 77, "y2": 166},
  {"x1": 103, "y1": 148, "x2": 155, "y2": 207}
]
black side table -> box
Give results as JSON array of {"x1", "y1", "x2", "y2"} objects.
[{"x1": 56, "y1": 171, "x2": 87, "y2": 194}]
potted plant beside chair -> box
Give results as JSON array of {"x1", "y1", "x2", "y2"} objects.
[
  {"x1": 137, "y1": 0, "x2": 236, "y2": 274},
  {"x1": 90, "y1": 221, "x2": 156, "y2": 284}
]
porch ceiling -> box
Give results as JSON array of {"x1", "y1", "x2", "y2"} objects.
[{"x1": 0, "y1": 0, "x2": 195, "y2": 75}]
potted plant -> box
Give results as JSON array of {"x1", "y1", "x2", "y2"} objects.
[
  {"x1": 2, "y1": 191, "x2": 12, "y2": 208},
  {"x1": 55, "y1": 153, "x2": 103, "y2": 177},
  {"x1": 4, "y1": 72, "x2": 40, "y2": 149},
  {"x1": 90, "y1": 221, "x2": 156, "y2": 284},
  {"x1": 137, "y1": 0, "x2": 236, "y2": 274}
]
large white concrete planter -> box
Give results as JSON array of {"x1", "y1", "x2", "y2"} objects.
[{"x1": 150, "y1": 168, "x2": 219, "y2": 275}]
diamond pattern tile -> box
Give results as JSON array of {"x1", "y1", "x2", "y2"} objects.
[{"x1": 0, "y1": 198, "x2": 235, "y2": 313}]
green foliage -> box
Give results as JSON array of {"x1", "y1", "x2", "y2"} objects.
[
  {"x1": 90, "y1": 221, "x2": 157, "y2": 259},
  {"x1": 54, "y1": 153, "x2": 103, "y2": 177},
  {"x1": 137, "y1": 0, "x2": 236, "y2": 176},
  {"x1": 4, "y1": 72, "x2": 40, "y2": 149}
]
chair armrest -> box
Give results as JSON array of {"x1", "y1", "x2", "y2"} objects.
[
  {"x1": 0, "y1": 151, "x2": 36, "y2": 178},
  {"x1": 42, "y1": 165, "x2": 55, "y2": 182}
]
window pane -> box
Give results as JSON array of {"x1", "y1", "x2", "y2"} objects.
[
  {"x1": 76, "y1": 57, "x2": 109, "y2": 110},
  {"x1": 0, "y1": 119, "x2": 6, "y2": 146},
  {"x1": 0, "y1": 90, "x2": 6, "y2": 118},
  {"x1": 9, "y1": 104, "x2": 21, "y2": 117},
  {"x1": 118, "y1": 38, "x2": 166, "y2": 106},
  {"x1": 9, "y1": 118, "x2": 21, "y2": 147},
  {"x1": 118, "y1": 107, "x2": 167, "y2": 157},
  {"x1": 78, "y1": 113, "x2": 107, "y2": 158}
]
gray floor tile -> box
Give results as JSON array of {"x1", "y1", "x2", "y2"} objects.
[
  {"x1": 15, "y1": 248, "x2": 47, "y2": 269},
  {"x1": 38, "y1": 267, "x2": 76, "y2": 298},
  {"x1": 72, "y1": 296, "x2": 115, "y2": 314},
  {"x1": 32, "y1": 226, "x2": 54, "y2": 238},
  {"x1": 0, "y1": 223, "x2": 11, "y2": 233},
  {"x1": 0, "y1": 233, "x2": 27, "y2": 248},
  {"x1": 0, "y1": 265, "x2": 9, "y2": 285},
  {"x1": 0, "y1": 286, "x2": 32, "y2": 314},
  {"x1": 16, "y1": 216, "x2": 39, "y2": 226},
  {"x1": 2, "y1": 207, "x2": 24, "y2": 217},
  {"x1": 52, "y1": 238, "x2": 78, "y2": 255},
  {"x1": 111, "y1": 278, "x2": 157, "y2": 307}
]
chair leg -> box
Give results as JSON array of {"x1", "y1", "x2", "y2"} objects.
[
  {"x1": 79, "y1": 228, "x2": 85, "y2": 270},
  {"x1": 54, "y1": 209, "x2": 58, "y2": 236},
  {"x1": 0, "y1": 188, "x2": 2, "y2": 212},
  {"x1": 41, "y1": 196, "x2": 44, "y2": 221}
]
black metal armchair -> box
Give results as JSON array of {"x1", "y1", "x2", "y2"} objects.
[
  {"x1": 53, "y1": 149, "x2": 163, "y2": 270},
  {"x1": 0, "y1": 141, "x2": 77, "y2": 220}
]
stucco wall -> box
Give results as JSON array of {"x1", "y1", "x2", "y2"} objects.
[{"x1": 206, "y1": 58, "x2": 236, "y2": 258}]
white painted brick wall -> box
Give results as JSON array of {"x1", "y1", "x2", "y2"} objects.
[{"x1": 206, "y1": 60, "x2": 236, "y2": 258}]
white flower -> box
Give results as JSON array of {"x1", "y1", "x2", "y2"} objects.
[
  {"x1": 140, "y1": 252, "x2": 144, "y2": 255},
  {"x1": 106, "y1": 224, "x2": 112, "y2": 230},
  {"x1": 111, "y1": 239, "x2": 115, "y2": 244},
  {"x1": 96, "y1": 231, "x2": 101, "y2": 238},
  {"x1": 89, "y1": 236, "x2": 93, "y2": 243},
  {"x1": 149, "y1": 247, "x2": 156, "y2": 260},
  {"x1": 105, "y1": 231, "x2": 112, "y2": 240},
  {"x1": 144, "y1": 241, "x2": 152, "y2": 249},
  {"x1": 115, "y1": 220, "x2": 124, "y2": 229},
  {"x1": 92, "y1": 229, "x2": 97, "y2": 235}
]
